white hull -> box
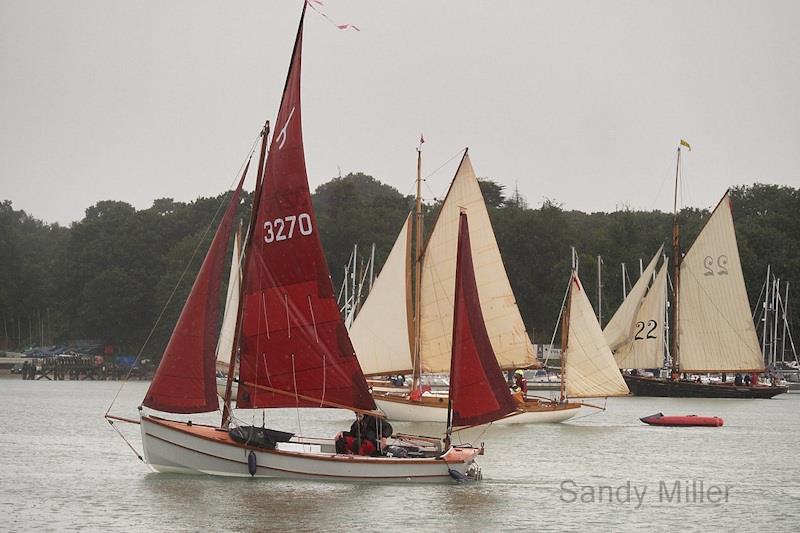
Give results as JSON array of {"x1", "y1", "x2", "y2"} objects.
[
  {"x1": 374, "y1": 396, "x2": 581, "y2": 424},
  {"x1": 140, "y1": 416, "x2": 480, "y2": 483}
]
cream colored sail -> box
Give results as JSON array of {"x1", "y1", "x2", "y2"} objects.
[
  {"x1": 677, "y1": 193, "x2": 764, "y2": 372},
  {"x1": 564, "y1": 273, "x2": 630, "y2": 397},
  {"x1": 216, "y1": 231, "x2": 241, "y2": 373},
  {"x1": 418, "y1": 152, "x2": 536, "y2": 373},
  {"x1": 613, "y1": 264, "x2": 667, "y2": 369},
  {"x1": 350, "y1": 214, "x2": 414, "y2": 376},
  {"x1": 603, "y1": 246, "x2": 663, "y2": 352}
]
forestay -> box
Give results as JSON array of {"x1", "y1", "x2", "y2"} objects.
[
  {"x1": 677, "y1": 193, "x2": 764, "y2": 372},
  {"x1": 349, "y1": 214, "x2": 414, "y2": 376},
  {"x1": 419, "y1": 152, "x2": 536, "y2": 373},
  {"x1": 564, "y1": 274, "x2": 630, "y2": 398}
]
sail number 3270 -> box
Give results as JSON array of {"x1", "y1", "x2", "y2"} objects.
[{"x1": 264, "y1": 213, "x2": 313, "y2": 243}]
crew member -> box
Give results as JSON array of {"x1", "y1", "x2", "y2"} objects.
[
  {"x1": 335, "y1": 412, "x2": 394, "y2": 456},
  {"x1": 513, "y1": 369, "x2": 528, "y2": 395}
]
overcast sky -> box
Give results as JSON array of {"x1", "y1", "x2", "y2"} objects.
[{"x1": 2, "y1": 0, "x2": 798, "y2": 225}]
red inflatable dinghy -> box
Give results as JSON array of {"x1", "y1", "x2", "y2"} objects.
[{"x1": 640, "y1": 412, "x2": 723, "y2": 427}]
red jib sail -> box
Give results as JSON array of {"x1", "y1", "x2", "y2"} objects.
[
  {"x1": 144, "y1": 171, "x2": 246, "y2": 413},
  {"x1": 236, "y1": 9, "x2": 375, "y2": 412},
  {"x1": 449, "y1": 212, "x2": 518, "y2": 427}
]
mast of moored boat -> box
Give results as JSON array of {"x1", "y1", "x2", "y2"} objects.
[
  {"x1": 670, "y1": 144, "x2": 683, "y2": 379},
  {"x1": 222, "y1": 120, "x2": 270, "y2": 428},
  {"x1": 411, "y1": 140, "x2": 424, "y2": 392}
]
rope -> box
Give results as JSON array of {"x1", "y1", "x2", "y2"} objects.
[
  {"x1": 544, "y1": 276, "x2": 571, "y2": 368},
  {"x1": 105, "y1": 136, "x2": 260, "y2": 417},
  {"x1": 291, "y1": 354, "x2": 303, "y2": 437}
]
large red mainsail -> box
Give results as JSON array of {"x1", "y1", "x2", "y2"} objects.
[
  {"x1": 448, "y1": 212, "x2": 518, "y2": 427},
  {"x1": 144, "y1": 171, "x2": 246, "y2": 413},
  {"x1": 236, "y1": 9, "x2": 375, "y2": 412}
]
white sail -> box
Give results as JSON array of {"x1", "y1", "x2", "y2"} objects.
[
  {"x1": 350, "y1": 214, "x2": 414, "y2": 376},
  {"x1": 677, "y1": 193, "x2": 764, "y2": 371},
  {"x1": 603, "y1": 246, "x2": 663, "y2": 352},
  {"x1": 613, "y1": 264, "x2": 667, "y2": 369},
  {"x1": 216, "y1": 231, "x2": 241, "y2": 372},
  {"x1": 564, "y1": 274, "x2": 630, "y2": 398},
  {"x1": 418, "y1": 152, "x2": 536, "y2": 373}
]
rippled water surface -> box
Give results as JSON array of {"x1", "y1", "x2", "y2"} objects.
[{"x1": 2, "y1": 379, "x2": 799, "y2": 532}]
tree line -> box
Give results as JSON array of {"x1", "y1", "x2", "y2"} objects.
[{"x1": 1, "y1": 177, "x2": 798, "y2": 360}]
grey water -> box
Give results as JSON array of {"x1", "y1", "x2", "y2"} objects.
[{"x1": 1, "y1": 379, "x2": 799, "y2": 532}]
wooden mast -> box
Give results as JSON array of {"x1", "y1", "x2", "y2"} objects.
[
  {"x1": 560, "y1": 249, "x2": 576, "y2": 402},
  {"x1": 669, "y1": 146, "x2": 682, "y2": 379},
  {"x1": 411, "y1": 143, "x2": 424, "y2": 392},
  {"x1": 221, "y1": 121, "x2": 270, "y2": 428}
]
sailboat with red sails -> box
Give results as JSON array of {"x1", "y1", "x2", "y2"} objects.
[{"x1": 105, "y1": 4, "x2": 499, "y2": 482}]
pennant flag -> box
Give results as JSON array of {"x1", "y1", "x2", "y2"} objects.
[
  {"x1": 420, "y1": 133, "x2": 425, "y2": 145},
  {"x1": 680, "y1": 139, "x2": 692, "y2": 151}
]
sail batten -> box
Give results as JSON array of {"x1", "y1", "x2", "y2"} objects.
[
  {"x1": 564, "y1": 274, "x2": 630, "y2": 398},
  {"x1": 449, "y1": 212, "x2": 518, "y2": 427},
  {"x1": 677, "y1": 193, "x2": 764, "y2": 372},
  {"x1": 419, "y1": 153, "x2": 536, "y2": 374},
  {"x1": 235, "y1": 12, "x2": 375, "y2": 412}
]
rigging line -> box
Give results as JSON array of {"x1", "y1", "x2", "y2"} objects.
[
  {"x1": 105, "y1": 136, "x2": 260, "y2": 416},
  {"x1": 106, "y1": 418, "x2": 144, "y2": 462},
  {"x1": 544, "y1": 276, "x2": 572, "y2": 368},
  {"x1": 423, "y1": 147, "x2": 467, "y2": 182},
  {"x1": 291, "y1": 354, "x2": 303, "y2": 437},
  {"x1": 752, "y1": 277, "x2": 768, "y2": 321}
]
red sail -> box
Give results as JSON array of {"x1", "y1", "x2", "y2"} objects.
[
  {"x1": 449, "y1": 212, "x2": 518, "y2": 427},
  {"x1": 144, "y1": 172, "x2": 246, "y2": 413},
  {"x1": 236, "y1": 9, "x2": 375, "y2": 412}
]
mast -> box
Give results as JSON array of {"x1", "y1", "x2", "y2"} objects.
[
  {"x1": 222, "y1": 121, "x2": 270, "y2": 428},
  {"x1": 761, "y1": 264, "x2": 770, "y2": 362},
  {"x1": 670, "y1": 146, "x2": 682, "y2": 378},
  {"x1": 560, "y1": 248, "x2": 577, "y2": 401},
  {"x1": 411, "y1": 142, "x2": 423, "y2": 391},
  {"x1": 781, "y1": 282, "x2": 789, "y2": 363},
  {"x1": 621, "y1": 263, "x2": 627, "y2": 299},
  {"x1": 597, "y1": 255, "x2": 603, "y2": 327}
]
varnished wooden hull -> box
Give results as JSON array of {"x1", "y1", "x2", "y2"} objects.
[
  {"x1": 373, "y1": 392, "x2": 581, "y2": 424},
  {"x1": 141, "y1": 416, "x2": 480, "y2": 483},
  {"x1": 623, "y1": 375, "x2": 788, "y2": 398}
]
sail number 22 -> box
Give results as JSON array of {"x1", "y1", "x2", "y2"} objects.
[{"x1": 263, "y1": 213, "x2": 313, "y2": 243}]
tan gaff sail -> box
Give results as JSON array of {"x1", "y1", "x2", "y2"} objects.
[
  {"x1": 216, "y1": 231, "x2": 241, "y2": 373},
  {"x1": 603, "y1": 246, "x2": 663, "y2": 352},
  {"x1": 677, "y1": 193, "x2": 764, "y2": 372},
  {"x1": 418, "y1": 153, "x2": 536, "y2": 373},
  {"x1": 565, "y1": 274, "x2": 630, "y2": 398},
  {"x1": 349, "y1": 214, "x2": 414, "y2": 376},
  {"x1": 613, "y1": 264, "x2": 667, "y2": 369}
]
